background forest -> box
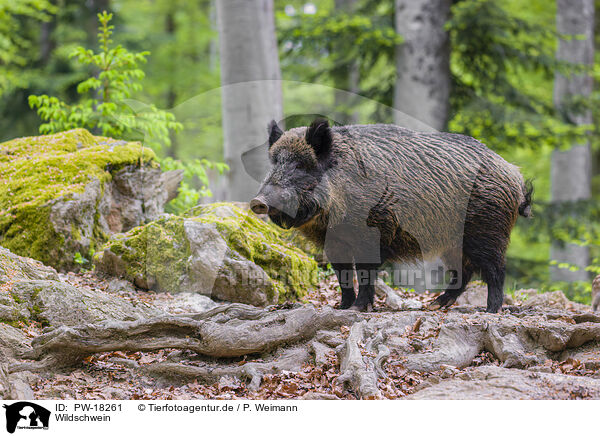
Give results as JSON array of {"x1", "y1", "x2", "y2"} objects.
[{"x1": 1, "y1": 0, "x2": 599, "y2": 302}]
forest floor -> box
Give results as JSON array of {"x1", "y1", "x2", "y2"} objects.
[
  {"x1": 20, "y1": 271, "x2": 600, "y2": 400},
  {"x1": 29, "y1": 273, "x2": 417, "y2": 399}
]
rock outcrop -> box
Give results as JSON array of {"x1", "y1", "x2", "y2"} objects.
[
  {"x1": 0, "y1": 129, "x2": 182, "y2": 271},
  {"x1": 0, "y1": 246, "x2": 162, "y2": 327},
  {"x1": 94, "y1": 203, "x2": 319, "y2": 306},
  {"x1": 0, "y1": 246, "x2": 166, "y2": 399},
  {"x1": 0, "y1": 323, "x2": 35, "y2": 399}
]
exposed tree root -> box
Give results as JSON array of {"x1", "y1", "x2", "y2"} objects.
[
  {"x1": 12, "y1": 304, "x2": 359, "y2": 372},
  {"x1": 145, "y1": 347, "x2": 311, "y2": 391},
  {"x1": 8, "y1": 299, "x2": 600, "y2": 399},
  {"x1": 336, "y1": 321, "x2": 381, "y2": 399}
]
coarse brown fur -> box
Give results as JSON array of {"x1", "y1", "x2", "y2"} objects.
[{"x1": 251, "y1": 119, "x2": 533, "y2": 313}]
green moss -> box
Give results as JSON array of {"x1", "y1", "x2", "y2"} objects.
[
  {"x1": 105, "y1": 215, "x2": 191, "y2": 293},
  {"x1": 10, "y1": 293, "x2": 24, "y2": 304},
  {"x1": 100, "y1": 203, "x2": 318, "y2": 303},
  {"x1": 71, "y1": 223, "x2": 82, "y2": 241},
  {"x1": 30, "y1": 305, "x2": 45, "y2": 326},
  {"x1": 0, "y1": 204, "x2": 65, "y2": 268},
  {"x1": 0, "y1": 129, "x2": 158, "y2": 267},
  {"x1": 0, "y1": 319, "x2": 26, "y2": 329}
]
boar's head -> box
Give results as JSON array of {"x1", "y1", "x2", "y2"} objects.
[{"x1": 250, "y1": 118, "x2": 333, "y2": 229}]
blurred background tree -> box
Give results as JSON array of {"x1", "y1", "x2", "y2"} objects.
[{"x1": 1, "y1": 0, "x2": 599, "y2": 301}]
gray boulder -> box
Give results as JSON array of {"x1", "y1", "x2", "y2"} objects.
[
  {"x1": 0, "y1": 246, "x2": 58, "y2": 283},
  {"x1": 94, "y1": 203, "x2": 319, "y2": 307},
  {"x1": 0, "y1": 246, "x2": 163, "y2": 327},
  {"x1": 152, "y1": 292, "x2": 218, "y2": 315},
  {"x1": 0, "y1": 323, "x2": 35, "y2": 399}
]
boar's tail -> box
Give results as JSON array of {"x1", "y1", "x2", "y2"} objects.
[{"x1": 518, "y1": 179, "x2": 533, "y2": 217}]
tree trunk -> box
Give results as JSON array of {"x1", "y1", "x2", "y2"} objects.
[
  {"x1": 550, "y1": 0, "x2": 595, "y2": 283},
  {"x1": 165, "y1": 10, "x2": 178, "y2": 159},
  {"x1": 393, "y1": 0, "x2": 451, "y2": 131},
  {"x1": 392, "y1": 0, "x2": 451, "y2": 281},
  {"x1": 209, "y1": 0, "x2": 218, "y2": 72},
  {"x1": 333, "y1": 0, "x2": 359, "y2": 125},
  {"x1": 216, "y1": 0, "x2": 283, "y2": 201},
  {"x1": 39, "y1": 1, "x2": 56, "y2": 65}
]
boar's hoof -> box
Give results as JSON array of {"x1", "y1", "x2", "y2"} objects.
[
  {"x1": 339, "y1": 300, "x2": 355, "y2": 310},
  {"x1": 428, "y1": 301, "x2": 442, "y2": 310},
  {"x1": 348, "y1": 303, "x2": 373, "y2": 312},
  {"x1": 428, "y1": 293, "x2": 458, "y2": 311}
]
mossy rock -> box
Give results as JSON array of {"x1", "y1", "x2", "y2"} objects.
[
  {"x1": 0, "y1": 129, "x2": 179, "y2": 271},
  {"x1": 206, "y1": 201, "x2": 324, "y2": 262},
  {"x1": 95, "y1": 203, "x2": 319, "y2": 306},
  {"x1": 0, "y1": 246, "x2": 160, "y2": 327}
]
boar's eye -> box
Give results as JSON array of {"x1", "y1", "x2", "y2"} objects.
[{"x1": 295, "y1": 171, "x2": 318, "y2": 191}]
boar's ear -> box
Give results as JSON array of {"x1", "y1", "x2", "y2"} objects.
[
  {"x1": 268, "y1": 120, "x2": 283, "y2": 148},
  {"x1": 306, "y1": 118, "x2": 332, "y2": 158}
]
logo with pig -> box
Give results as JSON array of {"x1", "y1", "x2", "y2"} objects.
[{"x1": 3, "y1": 402, "x2": 50, "y2": 433}]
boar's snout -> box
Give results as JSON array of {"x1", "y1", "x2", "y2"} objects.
[
  {"x1": 250, "y1": 197, "x2": 269, "y2": 215},
  {"x1": 250, "y1": 185, "x2": 301, "y2": 229}
]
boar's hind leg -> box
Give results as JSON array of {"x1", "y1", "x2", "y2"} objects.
[
  {"x1": 331, "y1": 263, "x2": 356, "y2": 309},
  {"x1": 481, "y1": 262, "x2": 505, "y2": 313},
  {"x1": 429, "y1": 262, "x2": 474, "y2": 310},
  {"x1": 464, "y1": 235, "x2": 507, "y2": 313},
  {"x1": 350, "y1": 263, "x2": 380, "y2": 312}
]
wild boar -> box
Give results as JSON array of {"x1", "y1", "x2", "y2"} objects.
[{"x1": 250, "y1": 119, "x2": 532, "y2": 313}]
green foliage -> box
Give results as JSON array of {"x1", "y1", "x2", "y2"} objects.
[
  {"x1": 73, "y1": 252, "x2": 88, "y2": 265},
  {"x1": 27, "y1": 10, "x2": 226, "y2": 214},
  {"x1": 319, "y1": 262, "x2": 336, "y2": 280},
  {"x1": 115, "y1": 0, "x2": 223, "y2": 163},
  {"x1": 541, "y1": 280, "x2": 592, "y2": 305},
  {"x1": 278, "y1": 0, "x2": 401, "y2": 120},
  {"x1": 161, "y1": 157, "x2": 228, "y2": 215},
  {"x1": 28, "y1": 11, "x2": 182, "y2": 152},
  {"x1": 448, "y1": 0, "x2": 593, "y2": 152}
]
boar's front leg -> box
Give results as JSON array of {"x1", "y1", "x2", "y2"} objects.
[
  {"x1": 331, "y1": 263, "x2": 356, "y2": 309},
  {"x1": 325, "y1": 231, "x2": 358, "y2": 309},
  {"x1": 350, "y1": 263, "x2": 380, "y2": 312}
]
